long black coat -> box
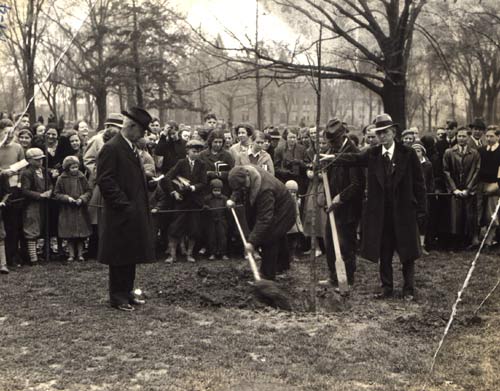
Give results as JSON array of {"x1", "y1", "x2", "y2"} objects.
[
  {"x1": 161, "y1": 158, "x2": 207, "y2": 208},
  {"x1": 246, "y1": 168, "x2": 296, "y2": 246},
  {"x1": 327, "y1": 138, "x2": 364, "y2": 225},
  {"x1": 154, "y1": 135, "x2": 186, "y2": 174},
  {"x1": 96, "y1": 133, "x2": 155, "y2": 265},
  {"x1": 333, "y1": 143, "x2": 427, "y2": 263}
]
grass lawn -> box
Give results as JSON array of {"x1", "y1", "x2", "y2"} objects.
[{"x1": 0, "y1": 249, "x2": 498, "y2": 391}]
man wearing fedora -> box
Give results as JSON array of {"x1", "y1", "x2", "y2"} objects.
[
  {"x1": 96, "y1": 107, "x2": 156, "y2": 311},
  {"x1": 321, "y1": 113, "x2": 427, "y2": 300},
  {"x1": 468, "y1": 118, "x2": 487, "y2": 150},
  {"x1": 321, "y1": 118, "x2": 364, "y2": 287},
  {"x1": 84, "y1": 113, "x2": 124, "y2": 258}
]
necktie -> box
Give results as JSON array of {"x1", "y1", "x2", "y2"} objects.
[{"x1": 383, "y1": 152, "x2": 392, "y2": 175}]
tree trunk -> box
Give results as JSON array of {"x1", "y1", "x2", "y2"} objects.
[
  {"x1": 71, "y1": 91, "x2": 78, "y2": 121},
  {"x1": 470, "y1": 98, "x2": 485, "y2": 119},
  {"x1": 381, "y1": 80, "x2": 406, "y2": 136},
  {"x1": 95, "y1": 89, "x2": 107, "y2": 131},
  {"x1": 158, "y1": 85, "x2": 167, "y2": 124},
  {"x1": 118, "y1": 85, "x2": 125, "y2": 112},
  {"x1": 227, "y1": 96, "x2": 234, "y2": 125},
  {"x1": 485, "y1": 91, "x2": 497, "y2": 124},
  {"x1": 26, "y1": 65, "x2": 36, "y2": 123}
]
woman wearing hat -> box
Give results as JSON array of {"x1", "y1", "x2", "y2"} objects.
[{"x1": 412, "y1": 141, "x2": 434, "y2": 254}]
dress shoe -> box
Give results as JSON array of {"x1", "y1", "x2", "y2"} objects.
[
  {"x1": 112, "y1": 303, "x2": 135, "y2": 312},
  {"x1": 374, "y1": 290, "x2": 393, "y2": 299},
  {"x1": 319, "y1": 278, "x2": 338, "y2": 287},
  {"x1": 403, "y1": 295, "x2": 415, "y2": 302},
  {"x1": 129, "y1": 297, "x2": 146, "y2": 306},
  {"x1": 0, "y1": 265, "x2": 9, "y2": 274}
]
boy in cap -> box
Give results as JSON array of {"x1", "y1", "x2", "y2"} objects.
[
  {"x1": 20, "y1": 148, "x2": 52, "y2": 264},
  {"x1": 203, "y1": 178, "x2": 229, "y2": 260},
  {"x1": 161, "y1": 139, "x2": 207, "y2": 263}
]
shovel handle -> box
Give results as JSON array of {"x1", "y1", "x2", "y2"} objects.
[{"x1": 230, "y1": 207, "x2": 261, "y2": 281}]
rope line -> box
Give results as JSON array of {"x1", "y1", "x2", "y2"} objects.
[{"x1": 88, "y1": 204, "x2": 244, "y2": 214}]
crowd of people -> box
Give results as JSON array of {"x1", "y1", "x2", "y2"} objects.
[{"x1": 0, "y1": 109, "x2": 499, "y2": 302}]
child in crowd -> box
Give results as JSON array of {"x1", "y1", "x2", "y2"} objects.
[
  {"x1": 20, "y1": 148, "x2": 52, "y2": 264},
  {"x1": 161, "y1": 139, "x2": 207, "y2": 263},
  {"x1": 0, "y1": 176, "x2": 10, "y2": 274},
  {"x1": 54, "y1": 156, "x2": 92, "y2": 262},
  {"x1": 412, "y1": 141, "x2": 434, "y2": 255},
  {"x1": 204, "y1": 179, "x2": 229, "y2": 260},
  {"x1": 283, "y1": 180, "x2": 303, "y2": 270}
]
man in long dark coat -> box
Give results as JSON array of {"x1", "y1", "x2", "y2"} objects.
[
  {"x1": 322, "y1": 119, "x2": 364, "y2": 286},
  {"x1": 443, "y1": 128, "x2": 481, "y2": 249},
  {"x1": 322, "y1": 114, "x2": 427, "y2": 300},
  {"x1": 97, "y1": 107, "x2": 155, "y2": 311}
]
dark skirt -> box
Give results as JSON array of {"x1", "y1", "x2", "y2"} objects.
[{"x1": 167, "y1": 210, "x2": 202, "y2": 239}]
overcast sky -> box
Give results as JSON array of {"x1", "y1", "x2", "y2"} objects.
[{"x1": 173, "y1": 0, "x2": 297, "y2": 46}]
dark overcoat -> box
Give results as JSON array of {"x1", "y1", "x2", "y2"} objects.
[
  {"x1": 53, "y1": 171, "x2": 92, "y2": 239},
  {"x1": 332, "y1": 143, "x2": 427, "y2": 263},
  {"x1": 20, "y1": 166, "x2": 50, "y2": 239},
  {"x1": 442, "y1": 144, "x2": 480, "y2": 236},
  {"x1": 326, "y1": 138, "x2": 364, "y2": 225},
  {"x1": 154, "y1": 135, "x2": 186, "y2": 174},
  {"x1": 96, "y1": 133, "x2": 155, "y2": 265},
  {"x1": 246, "y1": 168, "x2": 296, "y2": 246},
  {"x1": 160, "y1": 158, "x2": 207, "y2": 239}
]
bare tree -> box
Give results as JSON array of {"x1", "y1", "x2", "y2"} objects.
[
  {"x1": 3, "y1": 0, "x2": 48, "y2": 122},
  {"x1": 191, "y1": 0, "x2": 428, "y2": 129}
]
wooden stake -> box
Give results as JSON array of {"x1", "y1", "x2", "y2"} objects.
[{"x1": 321, "y1": 170, "x2": 348, "y2": 294}]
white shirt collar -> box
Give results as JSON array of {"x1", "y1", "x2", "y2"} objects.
[
  {"x1": 381, "y1": 142, "x2": 395, "y2": 159},
  {"x1": 248, "y1": 148, "x2": 261, "y2": 157},
  {"x1": 487, "y1": 143, "x2": 499, "y2": 151}
]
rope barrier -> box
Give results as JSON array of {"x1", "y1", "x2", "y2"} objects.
[
  {"x1": 88, "y1": 203, "x2": 244, "y2": 214},
  {"x1": 422, "y1": 197, "x2": 500, "y2": 389}
]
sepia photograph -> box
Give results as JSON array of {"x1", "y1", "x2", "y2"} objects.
[{"x1": 0, "y1": 0, "x2": 499, "y2": 390}]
